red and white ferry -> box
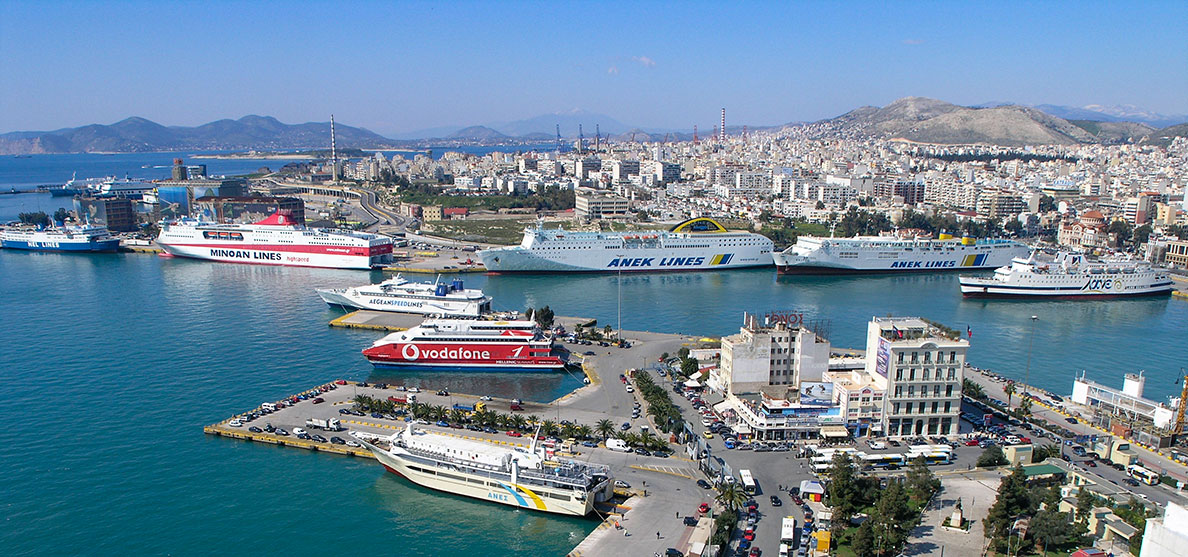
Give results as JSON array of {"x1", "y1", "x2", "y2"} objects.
[
  {"x1": 156, "y1": 212, "x2": 393, "y2": 270},
  {"x1": 362, "y1": 319, "x2": 566, "y2": 370}
]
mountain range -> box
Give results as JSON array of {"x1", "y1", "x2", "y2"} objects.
[
  {"x1": 975, "y1": 102, "x2": 1187, "y2": 128},
  {"x1": 2, "y1": 100, "x2": 1186, "y2": 154},
  {"x1": 806, "y1": 97, "x2": 1171, "y2": 146},
  {"x1": 0, "y1": 115, "x2": 394, "y2": 155}
]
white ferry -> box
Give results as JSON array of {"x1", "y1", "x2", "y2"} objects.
[
  {"x1": 477, "y1": 217, "x2": 773, "y2": 273},
  {"x1": 773, "y1": 233, "x2": 1030, "y2": 274},
  {"x1": 353, "y1": 424, "x2": 614, "y2": 516},
  {"x1": 315, "y1": 275, "x2": 492, "y2": 317},
  {"x1": 156, "y1": 212, "x2": 393, "y2": 270},
  {"x1": 959, "y1": 252, "x2": 1174, "y2": 298},
  {"x1": 1, "y1": 225, "x2": 120, "y2": 252}
]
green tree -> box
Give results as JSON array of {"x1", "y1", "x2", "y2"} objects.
[
  {"x1": 851, "y1": 520, "x2": 875, "y2": 557},
  {"x1": 714, "y1": 482, "x2": 748, "y2": 512},
  {"x1": 681, "y1": 357, "x2": 699, "y2": 377},
  {"x1": 1028, "y1": 507, "x2": 1069, "y2": 554},
  {"x1": 18, "y1": 211, "x2": 50, "y2": 227},
  {"x1": 53, "y1": 207, "x2": 71, "y2": 223},
  {"x1": 595, "y1": 419, "x2": 614, "y2": 440},
  {"x1": 1038, "y1": 195, "x2": 1056, "y2": 212},
  {"x1": 865, "y1": 479, "x2": 914, "y2": 556},
  {"x1": 962, "y1": 378, "x2": 986, "y2": 400},
  {"x1": 1018, "y1": 396, "x2": 1033, "y2": 417},
  {"x1": 905, "y1": 455, "x2": 940, "y2": 499},
  {"x1": 826, "y1": 453, "x2": 860, "y2": 531},
  {"x1": 534, "y1": 305, "x2": 555, "y2": 329},
  {"x1": 1004, "y1": 382, "x2": 1016, "y2": 408},
  {"x1": 984, "y1": 465, "x2": 1035, "y2": 553},
  {"x1": 1075, "y1": 487, "x2": 1096, "y2": 522},
  {"x1": 1134, "y1": 224, "x2": 1153, "y2": 245},
  {"x1": 978, "y1": 445, "x2": 1009, "y2": 467},
  {"x1": 677, "y1": 347, "x2": 690, "y2": 360},
  {"x1": 1108, "y1": 219, "x2": 1133, "y2": 246}
]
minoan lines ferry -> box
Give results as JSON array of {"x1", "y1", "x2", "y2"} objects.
[
  {"x1": 156, "y1": 212, "x2": 393, "y2": 270},
  {"x1": 959, "y1": 252, "x2": 1174, "y2": 298},
  {"x1": 477, "y1": 217, "x2": 773, "y2": 273},
  {"x1": 1, "y1": 225, "x2": 120, "y2": 252},
  {"x1": 353, "y1": 424, "x2": 613, "y2": 516},
  {"x1": 362, "y1": 319, "x2": 565, "y2": 370},
  {"x1": 773, "y1": 233, "x2": 1030, "y2": 274}
]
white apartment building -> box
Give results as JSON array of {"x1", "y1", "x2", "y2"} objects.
[
  {"x1": 574, "y1": 192, "x2": 630, "y2": 220},
  {"x1": 609, "y1": 160, "x2": 641, "y2": 183},
  {"x1": 865, "y1": 317, "x2": 967, "y2": 437},
  {"x1": 710, "y1": 313, "x2": 830, "y2": 395}
]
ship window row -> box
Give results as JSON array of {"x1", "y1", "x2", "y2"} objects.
[
  {"x1": 203, "y1": 231, "x2": 244, "y2": 241},
  {"x1": 420, "y1": 337, "x2": 544, "y2": 344}
]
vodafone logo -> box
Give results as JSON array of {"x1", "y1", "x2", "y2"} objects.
[
  {"x1": 398, "y1": 344, "x2": 493, "y2": 361},
  {"x1": 403, "y1": 344, "x2": 420, "y2": 360}
]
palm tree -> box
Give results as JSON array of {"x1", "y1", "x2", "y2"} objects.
[
  {"x1": 639, "y1": 431, "x2": 664, "y2": 451},
  {"x1": 622, "y1": 432, "x2": 641, "y2": 447},
  {"x1": 542, "y1": 420, "x2": 558, "y2": 436},
  {"x1": 576, "y1": 424, "x2": 593, "y2": 440},
  {"x1": 560, "y1": 423, "x2": 577, "y2": 439},
  {"x1": 511, "y1": 415, "x2": 528, "y2": 430},
  {"x1": 527, "y1": 415, "x2": 541, "y2": 427},
  {"x1": 473, "y1": 410, "x2": 493, "y2": 426},
  {"x1": 448, "y1": 409, "x2": 467, "y2": 424},
  {"x1": 1004, "y1": 382, "x2": 1017, "y2": 408},
  {"x1": 715, "y1": 482, "x2": 747, "y2": 512},
  {"x1": 409, "y1": 402, "x2": 428, "y2": 420},
  {"x1": 595, "y1": 419, "x2": 615, "y2": 440}
]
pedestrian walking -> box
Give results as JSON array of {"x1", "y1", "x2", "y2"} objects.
[{"x1": 657, "y1": 531, "x2": 661, "y2": 540}]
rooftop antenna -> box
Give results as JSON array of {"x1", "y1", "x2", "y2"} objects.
[
  {"x1": 578, "y1": 124, "x2": 585, "y2": 154},
  {"x1": 595, "y1": 124, "x2": 601, "y2": 152},
  {"x1": 330, "y1": 114, "x2": 338, "y2": 183},
  {"x1": 555, "y1": 124, "x2": 561, "y2": 153}
]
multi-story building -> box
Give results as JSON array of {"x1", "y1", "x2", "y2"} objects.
[
  {"x1": 73, "y1": 196, "x2": 138, "y2": 232},
  {"x1": 1165, "y1": 240, "x2": 1188, "y2": 268},
  {"x1": 711, "y1": 313, "x2": 830, "y2": 395},
  {"x1": 865, "y1": 317, "x2": 967, "y2": 437},
  {"x1": 609, "y1": 160, "x2": 641, "y2": 183},
  {"x1": 574, "y1": 192, "x2": 630, "y2": 220},
  {"x1": 873, "y1": 180, "x2": 926, "y2": 205},
  {"x1": 976, "y1": 190, "x2": 1026, "y2": 218},
  {"x1": 825, "y1": 365, "x2": 886, "y2": 438}
]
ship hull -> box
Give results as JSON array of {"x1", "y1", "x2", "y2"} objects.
[
  {"x1": 1, "y1": 238, "x2": 120, "y2": 252},
  {"x1": 363, "y1": 341, "x2": 565, "y2": 370},
  {"x1": 959, "y1": 279, "x2": 1174, "y2": 298},
  {"x1": 775, "y1": 245, "x2": 1029, "y2": 274},
  {"x1": 479, "y1": 246, "x2": 772, "y2": 273},
  {"x1": 159, "y1": 243, "x2": 378, "y2": 270},
  {"x1": 367, "y1": 443, "x2": 594, "y2": 516},
  {"x1": 315, "y1": 288, "x2": 486, "y2": 316}
]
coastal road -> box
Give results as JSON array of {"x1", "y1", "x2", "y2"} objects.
[{"x1": 965, "y1": 369, "x2": 1188, "y2": 509}]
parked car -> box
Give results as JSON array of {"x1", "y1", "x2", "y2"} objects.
[
  {"x1": 697, "y1": 479, "x2": 712, "y2": 489},
  {"x1": 615, "y1": 480, "x2": 631, "y2": 489},
  {"x1": 505, "y1": 430, "x2": 522, "y2": 437},
  {"x1": 698, "y1": 502, "x2": 710, "y2": 513},
  {"x1": 770, "y1": 495, "x2": 782, "y2": 507}
]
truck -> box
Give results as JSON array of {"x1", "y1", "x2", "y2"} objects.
[
  {"x1": 388, "y1": 396, "x2": 408, "y2": 404},
  {"x1": 306, "y1": 417, "x2": 343, "y2": 431},
  {"x1": 606, "y1": 438, "x2": 631, "y2": 452},
  {"x1": 452, "y1": 402, "x2": 487, "y2": 413}
]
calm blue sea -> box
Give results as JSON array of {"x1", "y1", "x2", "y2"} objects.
[{"x1": 2, "y1": 153, "x2": 1186, "y2": 555}]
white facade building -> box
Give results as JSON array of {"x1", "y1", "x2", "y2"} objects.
[{"x1": 865, "y1": 317, "x2": 967, "y2": 437}]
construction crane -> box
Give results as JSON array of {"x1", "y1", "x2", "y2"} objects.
[{"x1": 1174, "y1": 368, "x2": 1188, "y2": 435}]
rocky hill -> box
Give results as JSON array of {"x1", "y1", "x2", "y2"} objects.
[
  {"x1": 805, "y1": 97, "x2": 1157, "y2": 146},
  {"x1": 0, "y1": 115, "x2": 395, "y2": 154}
]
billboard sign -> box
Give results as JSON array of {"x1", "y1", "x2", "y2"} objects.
[
  {"x1": 800, "y1": 381, "x2": 835, "y2": 406},
  {"x1": 875, "y1": 337, "x2": 891, "y2": 377}
]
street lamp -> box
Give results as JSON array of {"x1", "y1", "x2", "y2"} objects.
[
  {"x1": 1023, "y1": 316, "x2": 1038, "y2": 401},
  {"x1": 616, "y1": 254, "x2": 623, "y2": 339}
]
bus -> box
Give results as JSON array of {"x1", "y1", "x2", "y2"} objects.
[
  {"x1": 860, "y1": 453, "x2": 906, "y2": 469},
  {"x1": 810, "y1": 461, "x2": 831, "y2": 475},
  {"x1": 907, "y1": 444, "x2": 953, "y2": 454},
  {"x1": 1128, "y1": 464, "x2": 1160, "y2": 486},
  {"x1": 739, "y1": 469, "x2": 758, "y2": 494},
  {"x1": 780, "y1": 516, "x2": 797, "y2": 545},
  {"x1": 908, "y1": 451, "x2": 953, "y2": 465}
]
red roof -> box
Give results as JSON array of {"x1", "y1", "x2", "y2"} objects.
[
  {"x1": 254, "y1": 212, "x2": 298, "y2": 226},
  {"x1": 443, "y1": 208, "x2": 469, "y2": 216},
  {"x1": 1082, "y1": 210, "x2": 1104, "y2": 219}
]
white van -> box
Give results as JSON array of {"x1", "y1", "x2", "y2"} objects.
[
  {"x1": 606, "y1": 438, "x2": 631, "y2": 452},
  {"x1": 261, "y1": 402, "x2": 277, "y2": 412},
  {"x1": 778, "y1": 543, "x2": 790, "y2": 557}
]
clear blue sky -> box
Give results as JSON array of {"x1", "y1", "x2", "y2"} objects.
[{"x1": 1, "y1": 0, "x2": 1185, "y2": 135}]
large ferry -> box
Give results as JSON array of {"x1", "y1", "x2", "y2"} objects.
[
  {"x1": 362, "y1": 319, "x2": 565, "y2": 370},
  {"x1": 316, "y1": 275, "x2": 492, "y2": 317},
  {"x1": 156, "y1": 212, "x2": 393, "y2": 270},
  {"x1": 959, "y1": 252, "x2": 1174, "y2": 298},
  {"x1": 477, "y1": 217, "x2": 773, "y2": 273},
  {"x1": 353, "y1": 424, "x2": 613, "y2": 516},
  {"x1": 1, "y1": 225, "x2": 120, "y2": 252},
  {"x1": 773, "y1": 233, "x2": 1030, "y2": 274}
]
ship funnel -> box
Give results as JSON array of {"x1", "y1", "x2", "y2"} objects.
[{"x1": 452, "y1": 278, "x2": 464, "y2": 291}]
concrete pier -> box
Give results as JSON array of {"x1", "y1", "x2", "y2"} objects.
[{"x1": 205, "y1": 323, "x2": 721, "y2": 555}]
